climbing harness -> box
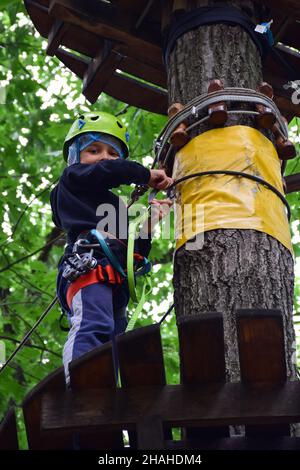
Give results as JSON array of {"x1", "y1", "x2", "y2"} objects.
[{"x1": 61, "y1": 219, "x2": 153, "y2": 332}]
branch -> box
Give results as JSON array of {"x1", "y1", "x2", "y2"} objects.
[
  {"x1": 0, "y1": 232, "x2": 65, "y2": 274},
  {"x1": 38, "y1": 227, "x2": 66, "y2": 262},
  {"x1": 0, "y1": 335, "x2": 61, "y2": 358}
]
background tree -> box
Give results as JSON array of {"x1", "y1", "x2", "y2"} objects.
[{"x1": 0, "y1": 0, "x2": 299, "y2": 448}]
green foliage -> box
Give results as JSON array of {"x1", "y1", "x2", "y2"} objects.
[
  {"x1": 0, "y1": 2, "x2": 300, "y2": 449},
  {"x1": 0, "y1": 3, "x2": 173, "y2": 448}
]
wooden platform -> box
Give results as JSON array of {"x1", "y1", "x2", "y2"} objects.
[
  {"x1": 19, "y1": 309, "x2": 300, "y2": 450},
  {"x1": 23, "y1": 1, "x2": 300, "y2": 119}
]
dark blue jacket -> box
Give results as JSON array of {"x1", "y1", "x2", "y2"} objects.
[{"x1": 50, "y1": 159, "x2": 152, "y2": 311}]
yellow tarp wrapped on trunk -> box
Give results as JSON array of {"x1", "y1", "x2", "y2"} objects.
[{"x1": 172, "y1": 125, "x2": 292, "y2": 254}]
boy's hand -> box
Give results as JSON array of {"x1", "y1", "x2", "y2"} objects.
[
  {"x1": 148, "y1": 169, "x2": 173, "y2": 190},
  {"x1": 150, "y1": 198, "x2": 173, "y2": 222},
  {"x1": 141, "y1": 199, "x2": 173, "y2": 235}
]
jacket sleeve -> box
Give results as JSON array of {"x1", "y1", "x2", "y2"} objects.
[
  {"x1": 50, "y1": 186, "x2": 63, "y2": 230},
  {"x1": 62, "y1": 160, "x2": 150, "y2": 191}
]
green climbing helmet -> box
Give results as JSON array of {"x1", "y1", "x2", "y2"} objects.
[{"x1": 63, "y1": 112, "x2": 130, "y2": 161}]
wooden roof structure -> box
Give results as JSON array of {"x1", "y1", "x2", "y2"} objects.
[
  {"x1": 1, "y1": 309, "x2": 300, "y2": 449},
  {"x1": 24, "y1": 0, "x2": 300, "y2": 119}
]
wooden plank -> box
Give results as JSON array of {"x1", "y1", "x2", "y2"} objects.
[
  {"x1": 22, "y1": 366, "x2": 70, "y2": 449},
  {"x1": 285, "y1": 173, "x2": 300, "y2": 194},
  {"x1": 237, "y1": 309, "x2": 289, "y2": 437},
  {"x1": 24, "y1": 0, "x2": 53, "y2": 36},
  {"x1": 161, "y1": 0, "x2": 173, "y2": 33},
  {"x1": 49, "y1": 0, "x2": 162, "y2": 67},
  {"x1": 117, "y1": 324, "x2": 170, "y2": 447},
  {"x1": 177, "y1": 313, "x2": 229, "y2": 439},
  {"x1": 82, "y1": 42, "x2": 124, "y2": 101},
  {"x1": 136, "y1": 415, "x2": 164, "y2": 450},
  {"x1": 118, "y1": 53, "x2": 167, "y2": 89},
  {"x1": 69, "y1": 341, "x2": 123, "y2": 449},
  {"x1": 41, "y1": 381, "x2": 300, "y2": 431},
  {"x1": 237, "y1": 309, "x2": 287, "y2": 384},
  {"x1": 280, "y1": 22, "x2": 300, "y2": 51},
  {"x1": 274, "y1": 96, "x2": 300, "y2": 121},
  {"x1": 117, "y1": 324, "x2": 166, "y2": 387},
  {"x1": 69, "y1": 341, "x2": 117, "y2": 390},
  {"x1": 25, "y1": 1, "x2": 104, "y2": 57},
  {"x1": 166, "y1": 436, "x2": 300, "y2": 450},
  {"x1": 178, "y1": 313, "x2": 226, "y2": 384},
  {"x1": 56, "y1": 46, "x2": 167, "y2": 93},
  {"x1": 46, "y1": 18, "x2": 69, "y2": 56},
  {"x1": 0, "y1": 408, "x2": 18, "y2": 450},
  {"x1": 101, "y1": 72, "x2": 167, "y2": 114},
  {"x1": 275, "y1": 44, "x2": 300, "y2": 78},
  {"x1": 263, "y1": 0, "x2": 300, "y2": 19},
  {"x1": 55, "y1": 48, "x2": 168, "y2": 114},
  {"x1": 55, "y1": 48, "x2": 88, "y2": 79}
]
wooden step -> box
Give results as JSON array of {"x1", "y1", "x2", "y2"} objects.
[
  {"x1": 177, "y1": 313, "x2": 229, "y2": 439},
  {"x1": 237, "y1": 308, "x2": 290, "y2": 437},
  {"x1": 69, "y1": 341, "x2": 124, "y2": 449},
  {"x1": 117, "y1": 323, "x2": 170, "y2": 448},
  {"x1": 22, "y1": 366, "x2": 69, "y2": 449}
]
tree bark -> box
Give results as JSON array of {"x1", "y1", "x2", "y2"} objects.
[{"x1": 168, "y1": 0, "x2": 298, "y2": 392}]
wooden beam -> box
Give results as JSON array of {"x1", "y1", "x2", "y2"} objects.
[
  {"x1": 263, "y1": 0, "x2": 300, "y2": 19},
  {"x1": 166, "y1": 436, "x2": 300, "y2": 450},
  {"x1": 285, "y1": 173, "x2": 300, "y2": 194},
  {"x1": 25, "y1": 0, "x2": 104, "y2": 57},
  {"x1": 42, "y1": 381, "x2": 300, "y2": 432},
  {"x1": 46, "y1": 18, "x2": 69, "y2": 56},
  {"x1": 0, "y1": 408, "x2": 18, "y2": 450},
  {"x1": 94, "y1": 71, "x2": 168, "y2": 114},
  {"x1": 276, "y1": 21, "x2": 300, "y2": 51},
  {"x1": 60, "y1": 44, "x2": 167, "y2": 92},
  {"x1": 49, "y1": 0, "x2": 162, "y2": 67},
  {"x1": 82, "y1": 42, "x2": 124, "y2": 102},
  {"x1": 55, "y1": 48, "x2": 168, "y2": 114},
  {"x1": 55, "y1": 48, "x2": 88, "y2": 79}
]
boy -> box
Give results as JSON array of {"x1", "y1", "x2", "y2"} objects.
[{"x1": 50, "y1": 112, "x2": 172, "y2": 383}]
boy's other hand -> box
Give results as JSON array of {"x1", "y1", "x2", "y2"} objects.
[
  {"x1": 150, "y1": 198, "x2": 173, "y2": 222},
  {"x1": 148, "y1": 169, "x2": 173, "y2": 190}
]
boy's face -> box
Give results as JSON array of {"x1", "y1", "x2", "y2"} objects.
[{"x1": 80, "y1": 141, "x2": 120, "y2": 164}]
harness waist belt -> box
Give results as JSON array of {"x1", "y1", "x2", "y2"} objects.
[{"x1": 66, "y1": 264, "x2": 123, "y2": 308}]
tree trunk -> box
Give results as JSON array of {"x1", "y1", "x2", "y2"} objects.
[{"x1": 168, "y1": 0, "x2": 298, "y2": 392}]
